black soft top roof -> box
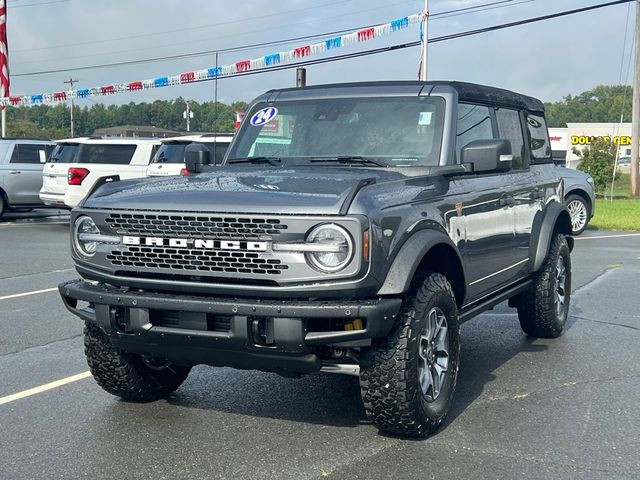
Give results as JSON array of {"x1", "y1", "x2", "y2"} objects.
[{"x1": 266, "y1": 81, "x2": 545, "y2": 113}]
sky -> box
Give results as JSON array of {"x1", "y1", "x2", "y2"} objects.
[{"x1": 6, "y1": 0, "x2": 635, "y2": 109}]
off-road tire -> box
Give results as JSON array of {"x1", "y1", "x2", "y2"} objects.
[
  {"x1": 360, "y1": 272, "x2": 460, "y2": 438},
  {"x1": 517, "y1": 234, "x2": 571, "y2": 338},
  {"x1": 565, "y1": 194, "x2": 590, "y2": 235},
  {"x1": 84, "y1": 322, "x2": 191, "y2": 401}
]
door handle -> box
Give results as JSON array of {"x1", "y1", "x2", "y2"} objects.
[
  {"x1": 8, "y1": 170, "x2": 21, "y2": 174},
  {"x1": 499, "y1": 194, "x2": 515, "y2": 207}
]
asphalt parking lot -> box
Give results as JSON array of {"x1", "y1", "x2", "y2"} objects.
[{"x1": 1, "y1": 210, "x2": 639, "y2": 480}]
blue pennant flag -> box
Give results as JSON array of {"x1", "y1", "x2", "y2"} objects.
[
  {"x1": 207, "y1": 66, "x2": 222, "y2": 78},
  {"x1": 153, "y1": 77, "x2": 169, "y2": 88},
  {"x1": 391, "y1": 16, "x2": 409, "y2": 31},
  {"x1": 264, "y1": 53, "x2": 281, "y2": 66},
  {"x1": 325, "y1": 37, "x2": 342, "y2": 50}
]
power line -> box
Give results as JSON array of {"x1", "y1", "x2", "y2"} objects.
[
  {"x1": 137, "y1": 0, "x2": 635, "y2": 85},
  {"x1": 10, "y1": 0, "x2": 632, "y2": 86},
  {"x1": 618, "y1": 1, "x2": 632, "y2": 84},
  {"x1": 12, "y1": 0, "x2": 536, "y2": 76},
  {"x1": 10, "y1": 0, "x2": 68, "y2": 8},
  {"x1": 11, "y1": 0, "x2": 525, "y2": 60}
]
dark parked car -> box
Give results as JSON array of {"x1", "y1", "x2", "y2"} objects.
[{"x1": 59, "y1": 81, "x2": 573, "y2": 438}]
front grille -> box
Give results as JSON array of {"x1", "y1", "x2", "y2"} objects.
[
  {"x1": 107, "y1": 246, "x2": 288, "y2": 275},
  {"x1": 105, "y1": 213, "x2": 288, "y2": 238}
]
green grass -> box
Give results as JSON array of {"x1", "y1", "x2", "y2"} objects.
[
  {"x1": 608, "y1": 173, "x2": 631, "y2": 198},
  {"x1": 589, "y1": 198, "x2": 640, "y2": 231}
]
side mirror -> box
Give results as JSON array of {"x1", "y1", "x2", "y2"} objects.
[
  {"x1": 184, "y1": 143, "x2": 211, "y2": 173},
  {"x1": 461, "y1": 139, "x2": 513, "y2": 173}
]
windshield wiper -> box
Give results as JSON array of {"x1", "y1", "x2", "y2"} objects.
[
  {"x1": 309, "y1": 156, "x2": 385, "y2": 167},
  {"x1": 227, "y1": 156, "x2": 282, "y2": 166}
]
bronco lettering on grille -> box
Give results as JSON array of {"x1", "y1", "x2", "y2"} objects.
[{"x1": 122, "y1": 236, "x2": 269, "y2": 252}]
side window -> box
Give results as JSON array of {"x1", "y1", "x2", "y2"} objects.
[
  {"x1": 527, "y1": 114, "x2": 551, "y2": 160},
  {"x1": 496, "y1": 109, "x2": 525, "y2": 169},
  {"x1": 456, "y1": 104, "x2": 494, "y2": 162},
  {"x1": 9, "y1": 144, "x2": 48, "y2": 164}
]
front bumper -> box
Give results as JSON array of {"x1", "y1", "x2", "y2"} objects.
[{"x1": 59, "y1": 280, "x2": 402, "y2": 376}]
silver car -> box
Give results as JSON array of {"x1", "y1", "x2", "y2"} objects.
[
  {"x1": 559, "y1": 166, "x2": 596, "y2": 235},
  {"x1": 0, "y1": 138, "x2": 56, "y2": 218}
]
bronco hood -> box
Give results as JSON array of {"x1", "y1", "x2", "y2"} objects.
[{"x1": 81, "y1": 166, "x2": 407, "y2": 215}]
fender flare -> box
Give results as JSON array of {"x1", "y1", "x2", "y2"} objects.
[
  {"x1": 377, "y1": 228, "x2": 466, "y2": 303},
  {"x1": 530, "y1": 201, "x2": 574, "y2": 272}
]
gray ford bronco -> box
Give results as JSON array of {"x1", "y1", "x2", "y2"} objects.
[{"x1": 60, "y1": 81, "x2": 573, "y2": 438}]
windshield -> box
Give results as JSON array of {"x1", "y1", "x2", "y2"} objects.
[
  {"x1": 227, "y1": 97, "x2": 445, "y2": 167},
  {"x1": 152, "y1": 141, "x2": 230, "y2": 165}
]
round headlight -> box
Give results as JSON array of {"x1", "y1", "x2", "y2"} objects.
[
  {"x1": 73, "y1": 216, "x2": 100, "y2": 257},
  {"x1": 305, "y1": 224, "x2": 353, "y2": 273}
]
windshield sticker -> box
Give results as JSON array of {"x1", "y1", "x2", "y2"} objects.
[
  {"x1": 418, "y1": 112, "x2": 433, "y2": 126},
  {"x1": 250, "y1": 107, "x2": 278, "y2": 126}
]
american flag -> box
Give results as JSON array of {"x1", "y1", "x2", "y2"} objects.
[{"x1": 0, "y1": 0, "x2": 8, "y2": 101}]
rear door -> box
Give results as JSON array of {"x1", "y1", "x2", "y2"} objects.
[
  {"x1": 4, "y1": 143, "x2": 51, "y2": 204},
  {"x1": 495, "y1": 108, "x2": 544, "y2": 277},
  {"x1": 448, "y1": 103, "x2": 519, "y2": 301}
]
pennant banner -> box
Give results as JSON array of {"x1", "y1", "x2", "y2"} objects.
[{"x1": 3, "y1": 13, "x2": 420, "y2": 107}]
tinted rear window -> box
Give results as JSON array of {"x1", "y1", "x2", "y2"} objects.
[
  {"x1": 49, "y1": 144, "x2": 79, "y2": 163},
  {"x1": 50, "y1": 143, "x2": 137, "y2": 164},
  {"x1": 9, "y1": 144, "x2": 53, "y2": 164},
  {"x1": 77, "y1": 144, "x2": 138, "y2": 164}
]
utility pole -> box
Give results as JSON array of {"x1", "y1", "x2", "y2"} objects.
[
  {"x1": 296, "y1": 67, "x2": 306, "y2": 87},
  {"x1": 183, "y1": 100, "x2": 193, "y2": 132},
  {"x1": 420, "y1": 0, "x2": 429, "y2": 81},
  {"x1": 63, "y1": 77, "x2": 78, "y2": 137},
  {"x1": 632, "y1": 1, "x2": 640, "y2": 196}
]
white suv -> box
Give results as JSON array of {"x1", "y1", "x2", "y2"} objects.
[
  {"x1": 146, "y1": 134, "x2": 233, "y2": 177},
  {"x1": 40, "y1": 137, "x2": 160, "y2": 208}
]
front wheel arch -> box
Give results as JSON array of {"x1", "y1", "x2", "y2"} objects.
[{"x1": 377, "y1": 230, "x2": 466, "y2": 307}]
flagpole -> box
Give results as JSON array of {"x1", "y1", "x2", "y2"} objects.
[
  {"x1": 420, "y1": 0, "x2": 429, "y2": 81},
  {"x1": 0, "y1": 0, "x2": 6, "y2": 137}
]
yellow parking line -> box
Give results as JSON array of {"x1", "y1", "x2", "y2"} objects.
[
  {"x1": 0, "y1": 371, "x2": 92, "y2": 406},
  {"x1": 0, "y1": 287, "x2": 58, "y2": 301}
]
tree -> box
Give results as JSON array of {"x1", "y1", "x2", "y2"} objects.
[
  {"x1": 573, "y1": 138, "x2": 617, "y2": 196},
  {"x1": 545, "y1": 85, "x2": 632, "y2": 128}
]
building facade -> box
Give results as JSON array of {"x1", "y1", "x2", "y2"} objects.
[{"x1": 549, "y1": 123, "x2": 631, "y2": 168}]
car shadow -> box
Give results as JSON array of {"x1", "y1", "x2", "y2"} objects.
[
  {"x1": 165, "y1": 305, "x2": 556, "y2": 433},
  {"x1": 167, "y1": 367, "x2": 368, "y2": 428}
]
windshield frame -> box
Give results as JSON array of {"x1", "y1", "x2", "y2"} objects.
[{"x1": 226, "y1": 96, "x2": 446, "y2": 168}]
